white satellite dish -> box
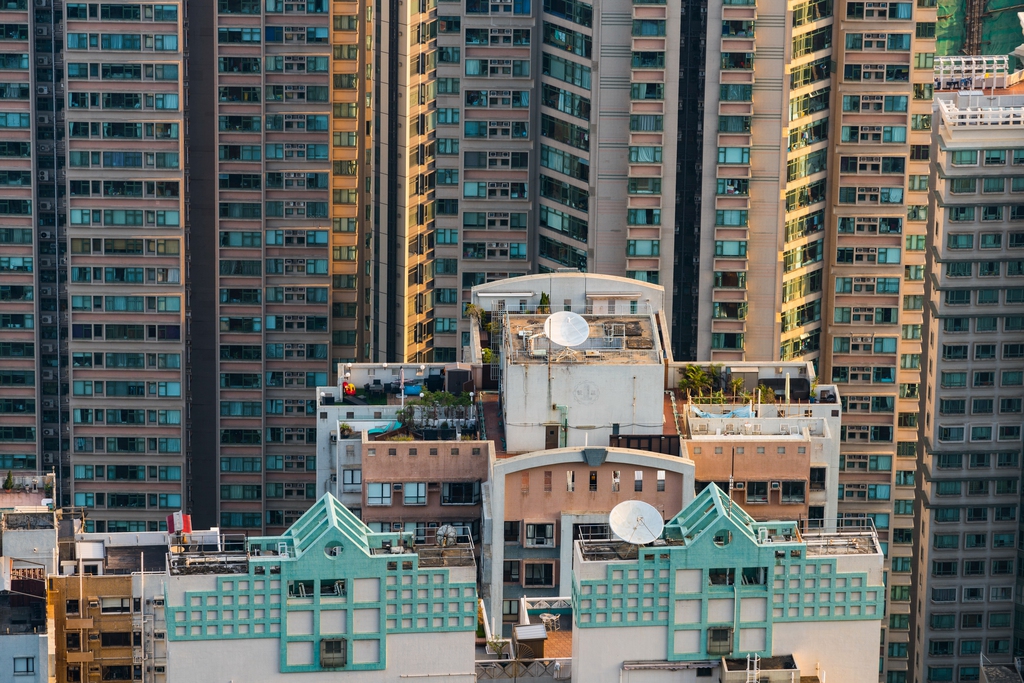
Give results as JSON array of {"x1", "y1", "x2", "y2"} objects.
[
  {"x1": 544, "y1": 310, "x2": 590, "y2": 347},
  {"x1": 609, "y1": 500, "x2": 665, "y2": 545}
]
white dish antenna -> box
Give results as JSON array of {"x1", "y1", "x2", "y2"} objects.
[
  {"x1": 609, "y1": 500, "x2": 665, "y2": 545},
  {"x1": 544, "y1": 310, "x2": 590, "y2": 347}
]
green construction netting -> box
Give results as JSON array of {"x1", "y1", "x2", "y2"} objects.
[{"x1": 937, "y1": 0, "x2": 1024, "y2": 58}]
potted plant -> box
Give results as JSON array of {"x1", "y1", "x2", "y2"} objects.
[
  {"x1": 537, "y1": 292, "x2": 551, "y2": 314},
  {"x1": 339, "y1": 423, "x2": 353, "y2": 437}
]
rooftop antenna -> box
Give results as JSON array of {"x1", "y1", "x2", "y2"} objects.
[
  {"x1": 544, "y1": 310, "x2": 590, "y2": 363},
  {"x1": 544, "y1": 310, "x2": 589, "y2": 347},
  {"x1": 609, "y1": 500, "x2": 665, "y2": 546}
]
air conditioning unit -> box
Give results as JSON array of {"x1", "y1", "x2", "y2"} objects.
[
  {"x1": 732, "y1": 482, "x2": 745, "y2": 490},
  {"x1": 153, "y1": 598, "x2": 164, "y2": 606},
  {"x1": 36, "y1": 85, "x2": 50, "y2": 95},
  {"x1": 39, "y1": 258, "x2": 53, "y2": 268},
  {"x1": 41, "y1": 315, "x2": 54, "y2": 324},
  {"x1": 38, "y1": 201, "x2": 53, "y2": 211},
  {"x1": 37, "y1": 114, "x2": 51, "y2": 125},
  {"x1": 39, "y1": 231, "x2": 51, "y2": 239},
  {"x1": 770, "y1": 481, "x2": 781, "y2": 490},
  {"x1": 43, "y1": 428, "x2": 55, "y2": 436},
  {"x1": 35, "y1": 26, "x2": 50, "y2": 37},
  {"x1": 392, "y1": 522, "x2": 403, "y2": 531},
  {"x1": 330, "y1": 433, "x2": 337, "y2": 443},
  {"x1": 36, "y1": 0, "x2": 51, "y2": 8},
  {"x1": 392, "y1": 483, "x2": 403, "y2": 491},
  {"x1": 42, "y1": 399, "x2": 55, "y2": 408},
  {"x1": 42, "y1": 370, "x2": 54, "y2": 380},
  {"x1": 42, "y1": 453, "x2": 56, "y2": 465},
  {"x1": 154, "y1": 666, "x2": 166, "y2": 674}
]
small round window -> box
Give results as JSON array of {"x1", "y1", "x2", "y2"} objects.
[
  {"x1": 713, "y1": 530, "x2": 732, "y2": 547},
  {"x1": 324, "y1": 542, "x2": 344, "y2": 558}
]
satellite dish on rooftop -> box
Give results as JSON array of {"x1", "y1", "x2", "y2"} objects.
[
  {"x1": 609, "y1": 500, "x2": 665, "y2": 545},
  {"x1": 544, "y1": 310, "x2": 590, "y2": 347}
]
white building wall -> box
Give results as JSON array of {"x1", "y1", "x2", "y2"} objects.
[
  {"x1": 772, "y1": 619, "x2": 881, "y2": 683},
  {"x1": 571, "y1": 624, "x2": 713, "y2": 683},
  {"x1": 166, "y1": 631, "x2": 475, "y2": 683},
  {"x1": 502, "y1": 362, "x2": 665, "y2": 453}
]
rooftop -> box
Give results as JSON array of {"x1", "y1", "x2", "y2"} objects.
[
  {"x1": 577, "y1": 483, "x2": 879, "y2": 562},
  {"x1": 1, "y1": 511, "x2": 55, "y2": 530},
  {"x1": 503, "y1": 313, "x2": 661, "y2": 365},
  {"x1": 937, "y1": 92, "x2": 1024, "y2": 127},
  {"x1": 724, "y1": 655, "x2": 797, "y2": 671},
  {"x1": 983, "y1": 664, "x2": 1024, "y2": 683}
]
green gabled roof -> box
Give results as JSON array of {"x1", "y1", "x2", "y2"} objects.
[
  {"x1": 664, "y1": 482, "x2": 759, "y2": 546},
  {"x1": 282, "y1": 492, "x2": 373, "y2": 557}
]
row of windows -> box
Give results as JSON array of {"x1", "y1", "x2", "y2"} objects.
[
  {"x1": 74, "y1": 492, "x2": 182, "y2": 509},
  {"x1": 74, "y1": 465, "x2": 182, "y2": 481},
  {"x1": 73, "y1": 437, "x2": 181, "y2": 453}
]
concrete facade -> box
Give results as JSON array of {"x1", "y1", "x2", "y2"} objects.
[
  {"x1": 486, "y1": 446, "x2": 695, "y2": 633},
  {"x1": 909, "y1": 82, "x2": 1024, "y2": 682},
  {"x1": 571, "y1": 483, "x2": 885, "y2": 683}
]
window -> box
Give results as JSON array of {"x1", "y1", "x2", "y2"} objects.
[
  {"x1": 504, "y1": 521, "x2": 521, "y2": 542},
  {"x1": 14, "y1": 658, "x2": 34, "y2": 674},
  {"x1": 321, "y1": 639, "x2": 347, "y2": 668},
  {"x1": 524, "y1": 563, "x2": 554, "y2": 586},
  {"x1": 403, "y1": 482, "x2": 426, "y2": 505},
  {"x1": 442, "y1": 481, "x2": 480, "y2": 505},
  {"x1": 367, "y1": 482, "x2": 392, "y2": 506},
  {"x1": 707, "y1": 628, "x2": 733, "y2": 655},
  {"x1": 503, "y1": 560, "x2": 520, "y2": 583},
  {"x1": 525, "y1": 523, "x2": 554, "y2": 547}
]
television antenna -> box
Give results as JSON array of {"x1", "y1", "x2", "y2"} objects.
[{"x1": 609, "y1": 500, "x2": 664, "y2": 545}]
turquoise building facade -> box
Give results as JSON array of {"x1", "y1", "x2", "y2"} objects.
[
  {"x1": 165, "y1": 494, "x2": 477, "y2": 673},
  {"x1": 572, "y1": 484, "x2": 885, "y2": 668}
]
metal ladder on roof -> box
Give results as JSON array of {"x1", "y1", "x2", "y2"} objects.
[{"x1": 746, "y1": 654, "x2": 760, "y2": 683}]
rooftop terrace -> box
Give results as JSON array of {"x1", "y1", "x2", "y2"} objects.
[
  {"x1": 937, "y1": 92, "x2": 1024, "y2": 127},
  {"x1": 504, "y1": 313, "x2": 661, "y2": 365}
]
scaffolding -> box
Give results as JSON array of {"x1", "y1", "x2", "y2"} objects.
[{"x1": 936, "y1": 0, "x2": 1024, "y2": 58}]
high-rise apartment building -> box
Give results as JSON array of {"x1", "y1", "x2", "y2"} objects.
[
  {"x1": 0, "y1": 0, "x2": 189, "y2": 532},
  {"x1": 824, "y1": 3, "x2": 934, "y2": 680},
  {"x1": 909, "y1": 76, "x2": 1024, "y2": 682},
  {"x1": 426, "y1": 0, "x2": 680, "y2": 350},
  {"x1": 693, "y1": 0, "x2": 935, "y2": 678},
  {"x1": 203, "y1": 0, "x2": 339, "y2": 536}
]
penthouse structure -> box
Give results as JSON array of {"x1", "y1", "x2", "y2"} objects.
[
  {"x1": 571, "y1": 483, "x2": 886, "y2": 683},
  {"x1": 48, "y1": 493, "x2": 477, "y2": 682}
]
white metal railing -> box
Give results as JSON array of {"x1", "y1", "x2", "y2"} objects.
[
  {"x1": 934, "y1": 55, "x2": 1013, "y2": 90},
  {"x1": 937, "y1": 94, "x2": 1024, "y2": 128}
]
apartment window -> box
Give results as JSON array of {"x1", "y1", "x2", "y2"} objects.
[
  {"x1": 634, "y1": 470, "x2": 643, "y2": 492},
  {"x1": 321, "y1": 639, "x2": 347, "y2": 668},
  {"x1": 14, "y1": 658, "x2": 34, "y2": 674},
  {"x1": 403, "y1": 482, "x2": 426, "y2": 505},
  {"x1": 524, "y1": 563, "x2": 555, "y2": 586},
  {"x1": 504, "y1": 521, "x2": 521, "y2": 543},
  {"x1": 525, "y1": 523, "x2": 554, "y2": 547},
  {"x1": 707, "y1": 628, "x2": 733, "y2": 655},
  {"x1": 367, "y1": 482, "x2": 392, "y2": 506},
  {"x1": 503, "y1": 561, "x2": 520, "y2": 583}
]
